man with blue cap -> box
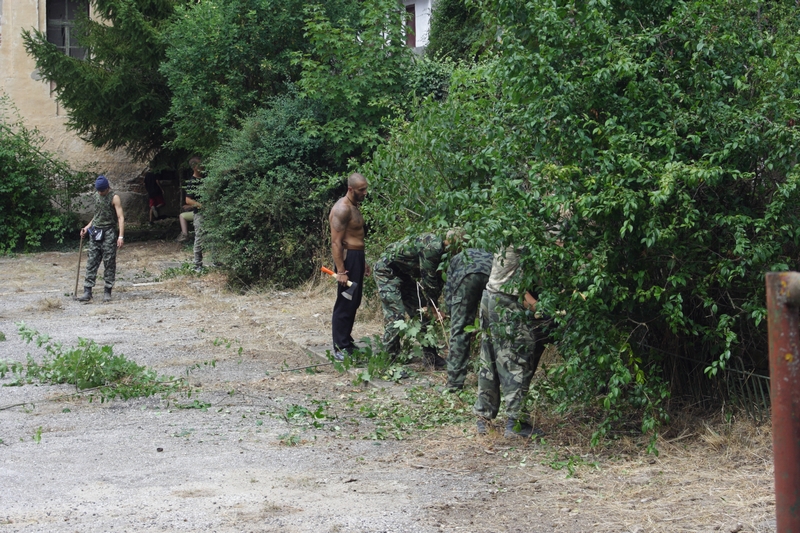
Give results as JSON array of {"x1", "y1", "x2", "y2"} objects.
[{"x1": 77, "y1": 175, "x2": 125, "y2": 302}]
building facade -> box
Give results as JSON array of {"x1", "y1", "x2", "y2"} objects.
[
  {"x1": 403, "y1": 0, "x2": 436, "y2": 53},
  {"x1": 0, "y1": 0, "x2": 149, "y2": 221}
]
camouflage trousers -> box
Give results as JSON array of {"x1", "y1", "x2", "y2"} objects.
[
  {"x1": 374, "y1": 258, "x2": 430, "y2": 356},
  {"x1": 83, "y1": 227, "x2": 117, "y2": 290},
  {"x1": 473, "y1": 290, "x2": 552, "y2": 421},
  {"x1": 446, "y1": 272, "x2": 489, "y2": 388},
  {"x1": 193, "y1": 212, "x2": 204, "y2": 268}
]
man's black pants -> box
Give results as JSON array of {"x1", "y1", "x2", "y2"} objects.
[{"x1": 332, "y1": 249, "x2": 365, "y2": 354}]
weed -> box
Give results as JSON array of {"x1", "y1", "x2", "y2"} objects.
[
  {"x1": 176, "y1": 400, "x2": 211, "y2": 411},
  {"x1": 186, "y1": 359, "x2": 217, "y2": 374},
  {"x1": 278, "y1": 432, "x2": 301, "y2": 446},
  {"x1": 0, "y1": 331, "x2": 5, "y2": 341},
  {"x1": 327, "y1": 335, "x2": 415, "y2": 385},
  {"x1": 33, "y1": 426, "x2": 42, "y2": 443},
  {"x1": 393, "y1": 317, "x2": 443, "y2": 358},
  {"x1": 4, "y1": 322, "x2": 187, "y2": 402},
  {"x1": 366, "y1": 427, "x2": 389, "y2": 440},
  {"x1": 545, "y1": 452, "x2": 600, "y2": 478},
  {"x1": 285, "y1": 401, "x2": 334, "y2": 429},
  {"x1": 157, "y1": 262, "x2": 198, "y2": 280}
]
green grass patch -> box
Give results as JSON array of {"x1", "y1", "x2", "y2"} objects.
[{"x1": 0, "y1": 322, "x2": 187, "y2": 403}]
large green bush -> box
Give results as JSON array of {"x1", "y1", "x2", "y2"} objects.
[
  {"x1": 295, "y1": 0, "x2": 415, "y2": 164},
  {"x1": 363, "y1": 63, "x2": 502, "y2": 249},
  {"x1": 366, "y1": 0, "x2": 800, "y2": 447},
  {"x1": 199, "y1": 94, "x2": 331, "y2": 286},
  {"x1": 0, "y1": 95, "x2": 90, "y2": 253}
]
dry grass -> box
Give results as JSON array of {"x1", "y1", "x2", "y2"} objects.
[
  {"x1": 416, "y1": 409, "x2": 774, "y2": 532},
  {"x1": 32, "y1": 297, "x2": 64, "y2": 312}
]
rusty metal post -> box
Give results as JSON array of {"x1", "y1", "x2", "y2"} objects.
[{"x1": 767, "y1": 272, "x2": 800, "y2": 532}]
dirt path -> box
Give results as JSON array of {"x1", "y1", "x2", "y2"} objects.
[{"x1": 0, "y1": 242, "x2": 776, "y2": 532}]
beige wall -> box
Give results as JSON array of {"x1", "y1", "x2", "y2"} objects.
[{"x1": 0, "y1": 0, "x2": 149, "y2": 222}]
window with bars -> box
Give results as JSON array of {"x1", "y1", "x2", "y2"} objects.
[{"x1": 46, "y1": 0, "x2": 88, "y2": 59}]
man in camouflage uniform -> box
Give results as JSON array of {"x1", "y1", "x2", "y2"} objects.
[
  {"x1": 373, "y1": 233, "x2": 447, "y2": 368},
  {"x1": 77, "y1": 175, "x2": 125, "y2": 303},
  {"x1": 473, "y1": 246, "x2": 552, "y2": 438},
  {"x1": 444, "y1": 248, "x2": 493, "y2": 390}
]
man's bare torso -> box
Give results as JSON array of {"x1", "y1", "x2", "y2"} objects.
[{"x1": 330, "y1": 197, "x2": 365, "y2": 250}]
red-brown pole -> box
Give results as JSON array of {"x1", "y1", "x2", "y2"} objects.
[{"x1": 767, "y1": 271, "x2": 800, "y2": 533}]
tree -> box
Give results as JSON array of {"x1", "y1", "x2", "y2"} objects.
[
  {"x1": 160, "y1": 0, "x2": 359, "y2": 155},
  {"x1": 23, "y1": 0, "x2": 182, "y2": 165},
  {"x1": 295, "y1": 0, "x2": 416, "y2": 164},
  {"x1": 426, "y1": 0, "x2": 489, "y2": 62}
]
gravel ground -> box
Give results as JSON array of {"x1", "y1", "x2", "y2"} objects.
[{"x1": 0, "y1": 242, "x2": 777, "y2": 533}]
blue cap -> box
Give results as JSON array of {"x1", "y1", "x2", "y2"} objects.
[{"x1": 95, "y1": 175, "x2": 110, "y2": 191}]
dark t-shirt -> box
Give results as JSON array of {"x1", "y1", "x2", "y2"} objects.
[{"x1": 144, "y1": 173, "x2": 161, "y2": 198}]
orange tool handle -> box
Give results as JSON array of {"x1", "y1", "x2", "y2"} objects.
[{"x1": 321, "y1": 266, "x2": 352, "y2": 287}]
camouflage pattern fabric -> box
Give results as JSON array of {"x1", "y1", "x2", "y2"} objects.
[
  {"x1": 444, "y1": 249, "x2": 492, "y2": 388},
  {"x1": 91, "y1": 189, "x2": 116, "y2": 228},
  {"x1": 374, "y1": 233, "x2": 445, "y2": 356},
  {"x1": 193, "y1": 212, "x2": 204, "y2": 268},
  {"x1": 83, "y1": 227, "x2": 117, "y2": 290},
  {"x1": 473, "y1": 290, "x2": 552, "y2": 421}
]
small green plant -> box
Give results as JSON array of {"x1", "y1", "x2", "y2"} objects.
[
  {"x1": 278, "y1": 432, "x2": 301, "y2": 446},
  {"x1": 545, "y1": 452, "x2": 600, "y2": 478},
  {"x1": 186, "y1": 359, "x2": 217, "y2": 375},
  {"x1": 394, "y1": 317, "x2": 443, "y2": 358},
  {"x1": 327, "y1": 335, "x2": 416, "y2": 385},
  {"x1": 211, "y1": 337, "x2": 244, "y2": 357},
  {"x1": 0, "y1": 332, "x2": 6, "y2": 341},
  {"x1": 32, "y1": 426, "x2": 42, "y2": 443},
  {"x1": 5, "y1": 322, "x2": 186, "y2": 402},
  {"x1": 357, "y1": 386, "x2": 477, "y2": 441},
  {"x1": 285, "y1": 401, "x2": 334, "y2": 429},
  {"x1": 158, "y1": 262, "x2": 199, "y2": 280}
]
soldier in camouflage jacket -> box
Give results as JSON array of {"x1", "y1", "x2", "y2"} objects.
[
  {"x1": 373, "y1": 233, "x2": 446, "y2": 367},
  {"x1": 444, "y1": 248, "x2": 493, "y2": 390}
]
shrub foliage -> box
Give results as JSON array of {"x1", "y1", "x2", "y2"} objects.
[
  {"x1": 0, "y1": 95, "x2": 90, "y2": 253},
  {"x1": 367, "y1": 0, "x2": 800, "y2": 446},
  {"x1": 199, "y1": 95, "x2": 330, "y2": 286}
]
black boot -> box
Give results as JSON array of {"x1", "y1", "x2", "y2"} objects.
[
  {"x1": 77, "y1": 287, "x2": 92, "y2": 302},
  {"x1": 423, "y1": 347, "x2": 447, "y2": 370},
  {"x1": 103, "y1": 287, "x2": 112, "y2": 302}
]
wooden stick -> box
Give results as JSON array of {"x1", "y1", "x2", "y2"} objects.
[{"x1": 73, "y1": 235, "x2": 85, "y2": 299}]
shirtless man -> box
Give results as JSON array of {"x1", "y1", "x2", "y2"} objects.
[{"x1": 329, "y1": 172, "x2": 369, "y2": 360}]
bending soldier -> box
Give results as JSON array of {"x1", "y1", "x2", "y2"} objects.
[
  {"x1": 374, "y1": 233, "x2": 447, "y2": 368},
  {"x1": 444, "y1": 248, "x2": 493, "y2": 390},
  {"x1": 473, "y1": 246, "x2": 552, "y2": 439}
]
